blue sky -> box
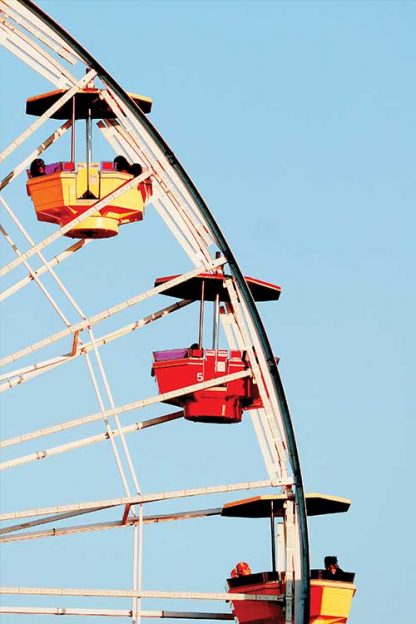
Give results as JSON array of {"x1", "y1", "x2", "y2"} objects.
[{"x1": 1, "y1": 1, "x2": 415, "y2": 623}]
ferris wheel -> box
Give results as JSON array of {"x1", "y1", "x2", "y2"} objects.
[{"x1": 0, "y1": 2, "x2": 356, "y2": 624}]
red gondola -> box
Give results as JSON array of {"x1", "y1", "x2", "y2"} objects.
[
  {"x1": 151, "y1": 272, "x2": 281, "y2": 423},
  {"x1": 152, "y1": 347, "x2": 257, "y2": 423},
  {"x1": 227, "y1": 571, "x2": 284, "y2": 624}
]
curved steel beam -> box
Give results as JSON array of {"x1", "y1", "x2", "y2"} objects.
[{"x1": 18, "y1": 2, "x2": 310, "y2": 621}]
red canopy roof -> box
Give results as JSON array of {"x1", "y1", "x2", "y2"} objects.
[
  {"x1": 26, "y1": 88, "x2": 152, "y2": 119},
  {"x1": 222, "y1": 494, "x2": 351, "y2": 518},
  {"x1": 154, "y1": 273, "x2": 281, "y2": 302}
]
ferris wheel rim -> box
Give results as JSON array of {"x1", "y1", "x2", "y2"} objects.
[{"x1": 4, "y1": 1, "x2": 310, "y2": 621}]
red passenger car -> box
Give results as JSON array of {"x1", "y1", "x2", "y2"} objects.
[{"x1": 152, "y1": 347, "x2": 257, "y2": 423}]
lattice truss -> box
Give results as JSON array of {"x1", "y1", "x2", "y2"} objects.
[{"x1": 0, "y1": 1, "x2": 304, "y2": 622}]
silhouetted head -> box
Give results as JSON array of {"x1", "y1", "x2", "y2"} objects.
[
  {"x1": 113, "y1": 155, "x2": 131, "y2": 173},
  {"x1": 130, "y1": 163, "x2": 143, "y2": 177},
  {"x1": 30, "y1": 158, "x2": 45, "y2": 177},
  {"x1": 324, "y1": 556, "x2": 339, "y2": 574}
]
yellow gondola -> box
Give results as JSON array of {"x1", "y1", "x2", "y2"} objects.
[
  {"x1": 25, "y1": 87, "x2": 152, "y2": 238},
  {"x1": 27, "y1": 161, "x2": 150, "y2": 238}
]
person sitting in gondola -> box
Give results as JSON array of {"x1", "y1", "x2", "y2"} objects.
[
  {"x1": 186, "y1": 343, "x2": 201, "y2": 358},
  {"x1": 114, "y1": 156, "x2": 143, "y2": 178},
  {"x1": 113, "y1": 155, "x2": 131, "y2": 174},
  {"x1": 29, "y1": 158, "x2": 46, "y2": 178},
  {"x1": 324, "y1": 555, "x2": 343, "y2": 579},
  {"x1": 130, "y1": 162, "x2": 143, "y2": 177},
  {"x1": 230, "y1": 561, "x2": 252, "y2": 578}
]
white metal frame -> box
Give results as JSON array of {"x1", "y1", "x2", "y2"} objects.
[{"x1": 0, "y1": 2, "x2": 306, "y2": 621}]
